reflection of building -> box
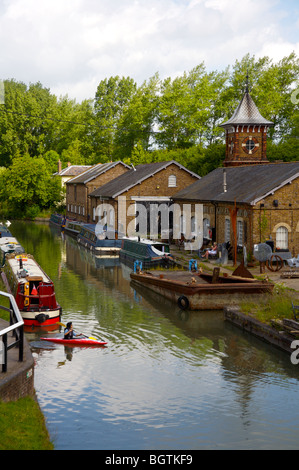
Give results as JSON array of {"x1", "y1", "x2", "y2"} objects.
[{"x1": 173, "y1": 89, "x2": 299, "y2": 256}]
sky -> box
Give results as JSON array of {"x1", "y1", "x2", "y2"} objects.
[{"x1": 0, "y1": 0, "x2": 298, "y2": 102}]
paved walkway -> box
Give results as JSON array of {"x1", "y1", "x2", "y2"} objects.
[
  {"x1": 0, "y1": 318, "x2": 33, "y2": 385},
  {"x1": 169, "y1": 245, "x2": 299, "y2": 292}
]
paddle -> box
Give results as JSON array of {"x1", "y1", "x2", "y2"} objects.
[{"x1": 56, "y1": 322, "x2": 98, "y2": 341}]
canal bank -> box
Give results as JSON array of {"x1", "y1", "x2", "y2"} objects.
[
  {"x1": 4, "y1": 220, "x2": 299, "y2": 450},
  {"x1": 0, "y1": 317, "x2": 53, "y2": 449},
  {"x1": 169, "y1": 245, "x2": 299, "y2": 356}
]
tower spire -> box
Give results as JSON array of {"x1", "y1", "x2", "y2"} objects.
[{"x1": 245, "y1": 69, "x2": 249, "y2": 93}]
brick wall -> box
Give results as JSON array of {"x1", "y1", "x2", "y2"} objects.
[
  {"x1": 66, "y1": 163, "x2": 129, "y2": 223},
  {"x1": 224, "y1": 126, "x2": 269, "y2": 167},
  {"x1": 252, "y1": 180, "x2": 299, "y2": 255},
  {"x1": 175, "y1": 176, "x2": 299, "y2": 256},
  {"x1": 90, "y1": 163, "x2": 199, "y2": 235}
]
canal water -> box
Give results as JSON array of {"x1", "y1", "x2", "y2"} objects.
[{"x1": 10, "y1": 220, "x2": 299, "y2": 450}]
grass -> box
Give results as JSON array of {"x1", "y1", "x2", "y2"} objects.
[
  {"x1": 0, "y1": 397, "x2": 54, "y2": 450},
  {"x1": 239, "y1": 283, "x2": 299, "y2": 324}
]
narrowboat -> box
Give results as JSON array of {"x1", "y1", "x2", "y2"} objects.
[
  {"x1": 0, "y1": 224, "x2": 25, "y2": 265},
  {"x1": 2, "y1": 252, "x2": 62, "y2": 326},
  {"x1": 77, "y1": 224, "x2": 122, "y2": 254},
  {"x1": 120, "y1": 238, "x2": 174, "y2": 269},
  {"x1": 49, "y1": 213, "x2": 66, "y2": 229},
  {"x1": 64, "y1": 219, "x2": 85, "y2": 237},
  {"x1": 0, "y1": 222, "x2": 13, "y2": 238},
  {"x1": 130, "y1": 267, "x2": 274, "y2": 310}
]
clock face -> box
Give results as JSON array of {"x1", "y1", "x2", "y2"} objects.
[{"x1": 242, "y1": 136, "x2": 259, "y2": 155}]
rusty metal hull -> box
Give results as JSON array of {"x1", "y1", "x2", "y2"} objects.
[{"x1": 130, "y1": 270, "x2": 274, "y2": 310}]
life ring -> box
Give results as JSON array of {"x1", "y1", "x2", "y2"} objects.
[
  {"x1": 35, "y1": 313, "x2": 49, "y2": 324},
  {"x1": 178, "y1": 295, "x2": 189, "y2": 310},
  {"x1": 266, "y1": 254, "x2": 283, "y2": 272}
]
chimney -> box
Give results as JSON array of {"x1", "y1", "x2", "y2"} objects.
[
  {"x1": 58, "y1": 159, "x2": 62, "y2": 173},
  {"x1": 68, "y1": 162, "x2": 71, "y2": 167},
  {"x1": 223, "y1": 169, "x2": 227, "y2": 193}
]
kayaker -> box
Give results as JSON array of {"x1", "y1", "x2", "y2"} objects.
[{"x1": 64, "y1": 322, "x2": 76, "y2": 340}]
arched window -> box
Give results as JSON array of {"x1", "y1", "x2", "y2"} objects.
[
  {"x1": 168, "y1": 175, "x2": 177, "y2": 187},
  {"x1": 276, "y1": 226, "x2": 288, "y2": 250}
]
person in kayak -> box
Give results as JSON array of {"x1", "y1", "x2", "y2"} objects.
[{"x1": 64, "y1": 322, "x2": 79, "y2": 340}]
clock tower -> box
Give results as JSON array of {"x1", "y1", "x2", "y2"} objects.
[{"x1": 220, "y1": 84, "x2": 274, "y2": 167}]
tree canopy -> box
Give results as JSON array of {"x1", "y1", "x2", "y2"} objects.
[{"x1": 0, "y1": 52, "x2": 298, "y2": 217}]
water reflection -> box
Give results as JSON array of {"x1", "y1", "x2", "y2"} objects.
[{"x1": 9, "y1": 221, "x2": 299, "y2": 450}]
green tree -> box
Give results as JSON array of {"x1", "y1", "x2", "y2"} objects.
[
  {"x1": 94, "y1": 76, "x2": 137, "y2": 160},
  {"x1": 114, "y1": 74, "x2": 160, "y2": 159},
  {"x1": 0, "y1": 154, "x2": 62, "y2": 218}
]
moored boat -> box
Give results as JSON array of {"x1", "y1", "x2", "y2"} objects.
[
  {"x1": 120, "y1": 238, "x2": 174, "y2": 269},
  {"x1": 130, "y1": 267, "x2": 274, "y2": 310},
  {"x1": 50, "y1": 213, "x2": 66, "y2": 229},
  {"x1": 64, "y1": 219, "x2": 85, "y2": 237},
  {"x1": 77, "y1": 224, "x2": 122, "y2": 254},
  {"x1": 2, "y1": 252, "x2": 62, "y2": 326}
]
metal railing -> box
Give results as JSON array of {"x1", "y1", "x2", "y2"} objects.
[{"x1": 0, "y1": 291, "x2": 24, "y2": 373}]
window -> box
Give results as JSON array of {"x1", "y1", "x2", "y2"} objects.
[
  {"x1": 168, "y1": 175, "x2": 177, "y2": 187},
  {"x1": 180, "y1": 215, "x2": 184, "y2": 234},
  {"x1": 276, "y1": 226, "x2": 288, "y2": 249},
  {"x1": 203, "y1": 218, "x2": 210, "y2": 239},
  {"x1": 225, "y1": 218, "x2": 230, "y2": 243},
  {"x1": 237, "y1": 220, "x2": 243, "y2": 246},
  {"x1": 191, "y1": 216, "x2": 195, "y2": 233}
]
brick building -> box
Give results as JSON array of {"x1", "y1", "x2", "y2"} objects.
[
  {"x1": 173, "y1": 162, "x2": 299, "y2": 256},
  {"x1": 220, "y1": 83, "x2": 274, "y2": 167},
  {"x1": 89, "y1": 160, "x2": 200, "y2": 237},
  {"x1": 173, "y1": 89, "x2": 299, "y2": 257},
  {"x1": 54, "y1": 160, "x2": 92, "y2": 186},
  {"x1": 66, "y1": 161, "x2": 130, "y2": 222}
]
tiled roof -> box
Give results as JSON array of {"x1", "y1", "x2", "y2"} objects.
[
  {"x1": 89, "y1": 161, "x2": 200, "y2": 198},
  {"x1": 173, "y1": 162, "x2": 299, "y2": 205},
  {"x1": 220, "y1": 92, "x2": 274, "y2": 128},
  {"x1": 54, "y1": 165, "x2": 91, "y2": 176},
  {"x1": 66, "y1": 161, "x2": 130, "y2": 184}
]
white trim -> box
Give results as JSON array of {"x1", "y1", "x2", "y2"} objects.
[
  {"x1": 130, "y1": 196, "x2": 171, "y2": 201},
  {"x1": 250, "y1": 173, "x2": 299, "y2": 205}
]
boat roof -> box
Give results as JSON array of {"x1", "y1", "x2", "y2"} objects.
[
  {"x1": 0, "y1": 224, "x2": 13, "y2": 237},
  {"x1": 6, "y1": 254, "x2": 50, "y2": 283}
]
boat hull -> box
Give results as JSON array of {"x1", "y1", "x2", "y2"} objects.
[
  {"x1": 41, "y1": 337, "x2": 107, "y2": 347},
  {"x1": 130, "y1": 270, "x2": 274, "y2": 310},
  {"x1": 77, "y1": 224, "x2": 122, "y2": 253},
  {"x1": 21, "y1": 308, "x2": 61, "y2": 327},
  {"x1": 2, "y1": 253, "x2": 62, "y2": 327}
]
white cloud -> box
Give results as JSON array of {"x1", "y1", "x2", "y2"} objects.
[{"x1": 0, "y1": 0, "x2": 296, "y2": 102}]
